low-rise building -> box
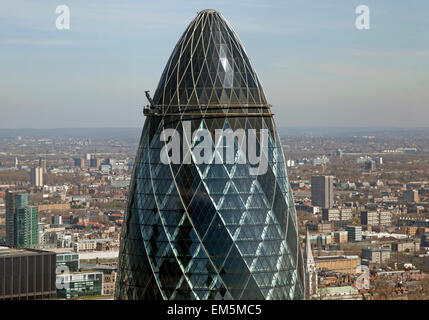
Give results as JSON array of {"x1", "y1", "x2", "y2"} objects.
[
  {"x1": 361, "y1": 246, "x2": 392, "y2": 265},
  {"x1": 361, "y1": 210, "x2": 392, "y2": 227},
  {"x1": 379, "y1": 211, "x2": 392, "y2": 227},
  {"x1": 315, "y1": 255, "x2": 360, "y2": 274},
  {"x1": 56, "y1": 271, "x2": 103, "y2": 299},
  {"x1": 56, "y1": 252, "x2": 79, "y2": 272},
  {"x1": 361, "y1": 211, "x2": 379, "y2": 226},
  {"x1": 322, "y1": 208, "x2": 353, "y2": 223},
  {"x1": 73, "y1": 238, "x2": 113, "y2": 252},
  {"x1": 391, "y1": 241, "x2": 420, "y2": 253},
  {"x1": 102, "y1": 271, "x2": 117, "y2": 296},
  {"x1": 346, "y1": 225, "x2": 362, "y2": 242},
  {"x1": 340, "y1": 208, "x2": 353, "y2": 221},
  {"x1": 402, "y1": 226, "x2": 418, "y2": 236},
  {"x1": 332, "y1": 231, "x2": 348, "y2": 244},
  {"x1": 310, "y1": 234, "x2": 333, "y2": 248},
  {"x1": 73, "y1": 240, "x2": 97, "y2": 252},
  {"x1": 0, "y1": 246, "x2": 56, "y2": 300},
  {"x1": 318, "y1": 223, "x2": 332, "y2": 233},
  {"x1": 317, "y1": 286, "x2": 363, "y2": 300},
  {"x1": 322, "y1": 208, "x2": 340, "y2": 222},
  {"x1": 421, "y1": 233, "x2": 429, "y2": 248},
  {"x1": 403, "y1": 189, "x2": 420, "y2": 203},
  {"x1": 38, "y1": 203, "x2": 70, "y2": 212}
]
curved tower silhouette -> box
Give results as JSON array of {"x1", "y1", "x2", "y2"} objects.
[{"x1": 115, "y1": 9, "x2": 304, "y2": 300}]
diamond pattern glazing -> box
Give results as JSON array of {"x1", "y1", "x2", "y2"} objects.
[{"x1": 115, "y1": 9, "x2": 304, "y2": 300}]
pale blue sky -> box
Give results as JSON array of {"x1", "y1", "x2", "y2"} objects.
[{"x1": 1, "y1": 0, "x2": 428, "y2": 128}]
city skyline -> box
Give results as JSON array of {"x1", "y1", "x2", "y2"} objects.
[
  {"x1": 2, "y1": 108, "x2": 429, "y2": 300},
  {"x1": 2, "y1": 1, "x2": 429, "y2": 305},
  {"x1": 1, "y1": 0, "x2": 428, "y2": 128}
]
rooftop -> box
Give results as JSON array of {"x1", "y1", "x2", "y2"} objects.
[
  {"x1": 315, "y1": 255, "x2": 360, "y2": 261},
  {"x1": 318, "y1": 286, "x2": 359, "y2": 294},
  {"x1": 198, "y1": 9, "x2": 219, "y2": 14},
  {"x1": 0, "y1": 246, "x2": 52, "y2": 257},
  {"x1": 362, "y1": 246, "x2": 392, "y2": 251}
]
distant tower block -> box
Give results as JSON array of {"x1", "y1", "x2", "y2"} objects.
[
  {"x1": 30, "y1": 166, "x2": 44, "y2": 187},
  {"x1": 311, "y1": 175, "x2": 334, "y2": 209},
  {"x1": 39, "y1": 158, "x2": 47, "y2": 173}
]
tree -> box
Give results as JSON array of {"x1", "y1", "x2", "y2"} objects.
[{"x1": 352, "y1": 216, "x2": 361, "y2": 225}]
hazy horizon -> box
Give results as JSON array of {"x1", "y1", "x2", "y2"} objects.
[
  {"x1": 2, "y1": 126, "x2": 429, "y2": 140},
  {"x1": 1, "y1": 126, "x2": 429, "y2": 130}
]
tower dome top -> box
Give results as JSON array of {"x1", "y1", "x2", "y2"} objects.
[
  {"x1": 152, "y1": 10, "x2": 267, "y2": 108},
  {"x1": 198, "y1": 9, "x2": 219, "y2": 14}
]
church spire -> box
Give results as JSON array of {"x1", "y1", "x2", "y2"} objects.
[
  {"x1": 304, "y1": 227, "x2": 317, "y2": 299},
  {"x1": 305, "y1": 228, "x2": 315, "y2": 265}
]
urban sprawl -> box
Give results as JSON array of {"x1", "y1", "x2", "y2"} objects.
[{"x1": 1, "y1": 129, "x2": 429, "y2": 299}]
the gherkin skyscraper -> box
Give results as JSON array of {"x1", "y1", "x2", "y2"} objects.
[{"x1": 115, "y1": 9, "x2": 305, "y2": 300}]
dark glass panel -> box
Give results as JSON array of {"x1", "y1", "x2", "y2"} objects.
[{"x1": 202, "y1": 214, "x2": 233, "y2": 269}]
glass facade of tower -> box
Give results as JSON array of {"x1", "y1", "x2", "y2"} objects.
[
  {"x1": 5, "y1": 191, "x2": 29, "y2": 247},
  {"x1": 16, "y1": 206, "x2": 38, "y2": 248},
  {"x1": 115, "y1": 9, "x2": 304, "y2": 300}
]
